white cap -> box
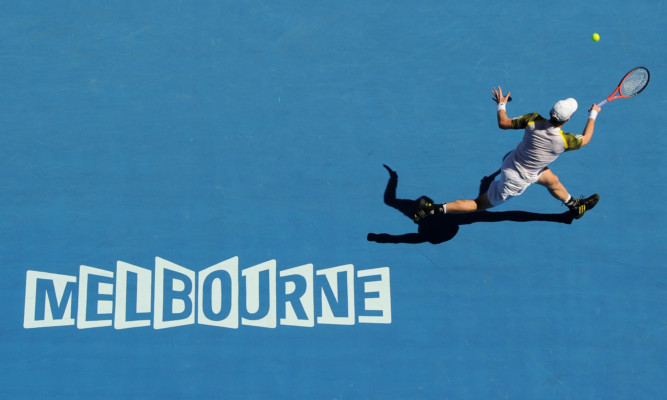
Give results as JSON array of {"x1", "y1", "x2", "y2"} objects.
[{"x1": 550, "y1": 98, "x2": 578, "y2": 122}]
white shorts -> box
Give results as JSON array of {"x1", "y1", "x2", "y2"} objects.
[{"x1": 487, "y1": 167, "x2": 536, "y2": 207}]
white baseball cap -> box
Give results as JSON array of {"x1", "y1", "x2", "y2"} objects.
[{"x1": 550, "y1": 98, "x2": 578, "y2": 122}]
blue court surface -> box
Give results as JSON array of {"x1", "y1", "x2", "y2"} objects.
[{"x1": 1, "y1": 1, "x2": 665, "y2": 399}]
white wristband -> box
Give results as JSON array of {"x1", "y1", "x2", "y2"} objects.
[
  {"x1": 588, "y1": 110, "x2": 598, "y2": 120},
  {"x1": 497, "y1": 103, "x2": 506, "y2": 111}
]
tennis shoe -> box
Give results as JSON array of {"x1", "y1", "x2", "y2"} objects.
[
  {"x1": 568, "y1": 194, "x2": 600, "y2": 219},
  {"x1": 413, "y1": 198, "x2": 444, "y2": 223}
]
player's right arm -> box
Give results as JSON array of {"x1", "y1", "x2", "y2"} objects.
[
  {"x1": 497, "y1": 108, "x2": 513, "y2": 129},
  {"x1": 492, "y1": 86, "x2": 513, "y2": 129},
  {"x1": 579, "y1": 104, "x2": 602, "y2": 147}
]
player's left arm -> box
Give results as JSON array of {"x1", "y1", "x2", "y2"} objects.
[{"x1": 492, "y1": 86, "x2": 513, "y2": 129}]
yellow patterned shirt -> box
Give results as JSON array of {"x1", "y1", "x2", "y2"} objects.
[{"x1": 505, "y1": 113, "x2": 583, "y2": 181}]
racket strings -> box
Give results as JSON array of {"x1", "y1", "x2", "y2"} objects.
[{"x1": 620, "y1": 68, "x2": 649, "y2": 96}]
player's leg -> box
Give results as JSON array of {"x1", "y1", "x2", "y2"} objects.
[
  {"x1": 536, "y1": 168, "x2": 600, "y2": 219},
  {"x1": 445, "y1": 192, "x2": 493, "y2": 213},
  {"x1": 535, "y1": 168, "x2": 569, "y2": 202},
  {"x1": 413, "y1": 168, "x2": 513, "y2": 223},
  {"x1": 413, "y1": 192, "x2": 493, "y2": 222}
]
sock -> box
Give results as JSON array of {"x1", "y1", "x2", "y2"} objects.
[
  {"x1": 564, "y1": 195, "x2": 577, "y2": 207},
  {"x1": 442, "y1": 203, "x2": 447, "y2": 214}
]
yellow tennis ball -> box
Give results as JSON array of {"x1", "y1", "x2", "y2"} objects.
[{"x1": 592, "y1": 33, "x2": 600, "y2": 42}]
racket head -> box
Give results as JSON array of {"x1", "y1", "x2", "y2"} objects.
[{"x1": 618, "y1": 67, "x2": 650, "y2": 98}]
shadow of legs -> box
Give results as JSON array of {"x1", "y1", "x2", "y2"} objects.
[{"x1": 368, "y1": 164, "x2": 574, "y2": 245}]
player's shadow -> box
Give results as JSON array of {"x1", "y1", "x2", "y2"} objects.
[{"x1": 367, "y1": 164, "x2": 573, "y2": 244}]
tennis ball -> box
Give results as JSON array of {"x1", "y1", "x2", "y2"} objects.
[{"x1": 592, "y1": 33, "x2": 600, "y2": 42}]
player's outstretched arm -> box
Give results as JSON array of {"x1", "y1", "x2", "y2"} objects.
[
  {"x1": 580, "y1": 104, "x2": 602, "y2": 147},
  {"x1": 492, "y1": 86, "x2": 513, "y2": 129}
]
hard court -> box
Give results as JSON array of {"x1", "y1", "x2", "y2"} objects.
[{"x1": 1, "y1": 1, "x2": 665, "y2": 399}]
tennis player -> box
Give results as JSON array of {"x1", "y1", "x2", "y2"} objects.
[{"x1": 414, "y1": 86, "x2": 602, "y2": 223}]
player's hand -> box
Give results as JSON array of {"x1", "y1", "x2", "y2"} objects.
[
  {"x1": 492, "y1": 86, "x2": 511, "y2": 104},
  {"x1": 589, "y1": 104, "x2": 601, "y2": 113}
]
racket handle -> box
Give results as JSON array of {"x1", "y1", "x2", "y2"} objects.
[{"x1": 597, "y1": 99, "x2": 608, "y2": 108}]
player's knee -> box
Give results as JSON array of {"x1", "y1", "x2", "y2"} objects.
[
  {"x1": 546, "y1": 174, "x2": 560, "y2": 187},
  {"x1": 539, "y1": 171, "x2": 561, "y2": 189},
  {"x1": 474, "y1": 194, "x2": 492, "y2": 210}
]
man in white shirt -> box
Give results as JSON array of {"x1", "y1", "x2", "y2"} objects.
[{"x1": 414, "y1": 86, "x2": 601, "y2": 223}]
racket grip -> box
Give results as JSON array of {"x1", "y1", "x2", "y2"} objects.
[{"x1": 597, "y1": 99, "x2": 608, "y2": 108}]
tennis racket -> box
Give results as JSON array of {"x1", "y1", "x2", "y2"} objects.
[{"x1": 597, "y1": 67, "x2": 650, "y2": 107}]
